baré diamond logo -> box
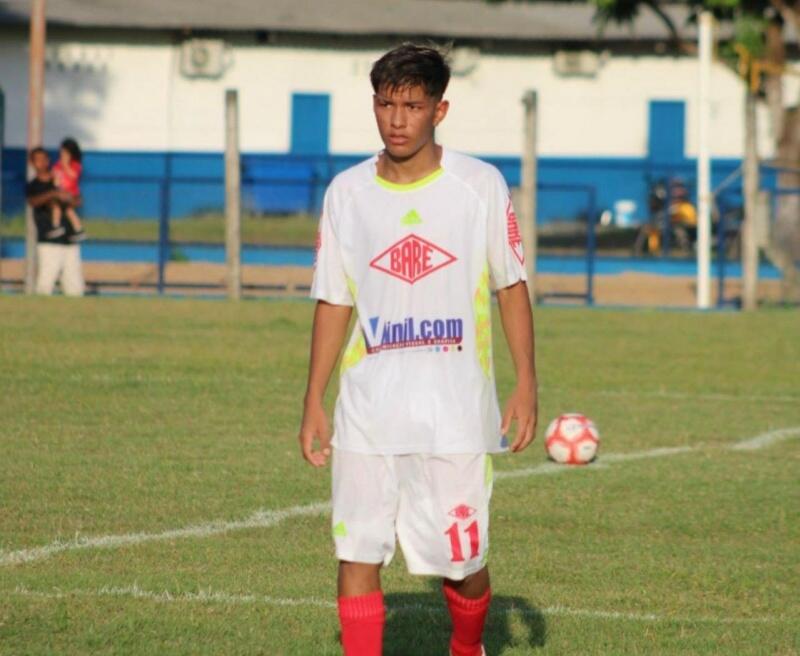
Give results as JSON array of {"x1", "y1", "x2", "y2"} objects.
[{"x1": 370, "y1": 234, "x2": 457, "y2": 284}]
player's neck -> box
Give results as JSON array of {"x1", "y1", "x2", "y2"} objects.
[{"x1": 377, "y1": 142, "x2": 442, "y2": 185}]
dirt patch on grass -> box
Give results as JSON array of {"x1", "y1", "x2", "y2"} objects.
[{"x1": 0, "y1": 258, "x2": 786, "y2": 307}]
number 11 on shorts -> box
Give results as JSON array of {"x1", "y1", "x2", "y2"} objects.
[{"x1": 445, "y1": 521, "x2": 479, "y2": 562}]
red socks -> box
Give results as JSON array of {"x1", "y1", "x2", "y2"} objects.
[
  {"x1": 443, "y1": 584, "x2": 491, "y2": 656},
  {"x1": 338, "y1": 590, "x2": 385, "y2": 656},
  {"x1": 337, "y1": 586, "x2": 489, "y2": 655}
]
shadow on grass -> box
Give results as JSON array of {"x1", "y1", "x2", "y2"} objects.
[{"x1": 382, "y1": 582, "x2": 546, "y2": 655}]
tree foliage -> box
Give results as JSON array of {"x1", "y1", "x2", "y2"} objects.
[{"x1": 486, "y1": 1, "x2": 800, "y2": 104}]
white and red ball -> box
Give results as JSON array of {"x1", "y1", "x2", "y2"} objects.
[{"x1": 545, "y1": 413, "x2": 600, "y2": 465}]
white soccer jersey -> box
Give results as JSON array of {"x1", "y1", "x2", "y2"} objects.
[{"x1": 311, "y1": 147, "x2": 526, "y2": 455}]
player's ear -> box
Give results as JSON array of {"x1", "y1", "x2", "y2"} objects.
[{"x1": 433, "y1": 98, "x2": 449, "y2": 127}]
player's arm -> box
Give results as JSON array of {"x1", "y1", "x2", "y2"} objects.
[
  {"x1": 496, "y1": 280, "x2": 538, "y2": 453},
  {"x1": 299, "y1": 300, "x2": 353, "y2": 467}
]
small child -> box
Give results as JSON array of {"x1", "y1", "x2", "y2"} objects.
[{"x1": 51, "y1": 138, "x2": 86, "y2": 242}]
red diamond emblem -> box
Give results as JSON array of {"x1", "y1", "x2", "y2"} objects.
[
  {"x1": 448, "y1": 504, "x2": 476, "y2": 520},
  {"x1": 370, "y1": 234, "x2": 456, "y2": 284}
]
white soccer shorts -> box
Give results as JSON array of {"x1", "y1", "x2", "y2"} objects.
[{"x1": 331, "y1": 448, "x2": 494, "y2": 580}]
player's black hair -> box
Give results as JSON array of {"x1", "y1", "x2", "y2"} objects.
[
  {"x1": 28, "y1": 146, "x2": 48, "y2": 161},
  {"x1": 370, "y1": 43, "x2": 451, "y2": 99},
  {"x1": 60, "y1": 137, "x2": 82, "y2": 163}
]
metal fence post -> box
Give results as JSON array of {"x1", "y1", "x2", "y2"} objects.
[
  {"x1": 716, "y1": 199, "x2": 726, "y2": 306},
  {"x1": 157, "y1": 176, "x2": 170, "y2": 295},
  {"x1": 0, "y1": 87, "x2": 4, "y2": 289},
  {"x1": 662, "y1": 180, "x2": 672, "y2": 258},
  {"x1": 586, "y1": 189, "x2": 597, "y2": 306}
]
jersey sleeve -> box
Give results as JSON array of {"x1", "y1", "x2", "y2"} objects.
[
  {"x1": 487, "y1": 170, "x2": 527, "y2": 289},
  {"x1": 310, "y1": 189, "x2": 354, "y2": 306}
]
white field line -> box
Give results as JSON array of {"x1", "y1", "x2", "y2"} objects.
[
  {"x1": 6, "y1": 584, "x2": 335, "y2": 609},
  {"x1": 1, "y1": 426, "x2": 798, "y2": 569},
  {"x1": 4, "y1": 584, "x2": 789, "y2": 625},
  {"x1": 729, "y1": 426, "x2": 800, "y2": 451},
  {"x1": 494, "y1": 446, "x2": 693, "y2": 481},
  {"x1": 0, "y1": 502, "x2": 331, "y2": 567}
]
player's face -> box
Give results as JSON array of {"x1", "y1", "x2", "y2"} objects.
[{"x1": 373, "y1": 85, "x2": 449, "y2": 160}]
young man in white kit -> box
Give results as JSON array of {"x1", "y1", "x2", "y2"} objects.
[{"x1": 298, "y1": 44, "x2": 538, "y2": 656}]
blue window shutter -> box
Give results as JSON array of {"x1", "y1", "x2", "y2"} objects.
[
  {"x1": 648, "y1": 100, "x2": 685, "y2": 164},
  {"x1": 290, "y1": 93, "x2": 330, "y2": 155}
]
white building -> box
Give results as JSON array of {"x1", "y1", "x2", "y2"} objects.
[{"x1": 0, "y1": 0, "x2": 793, "y2": 220}]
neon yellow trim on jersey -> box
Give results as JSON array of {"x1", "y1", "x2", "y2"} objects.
[
  {"x1": 474, "y1": 264, "x2": 492, "y2": 379},
  {"x1": 332, "y1": 521, "x2": 347, "y2": 538},
  {"x1": 340, "y1": 275, "x2": 366, "y2": 376},
  {"x1": 484, "y1": 454, "x2": 494, "y2": 490},
  {"x1": 345, "y1": 275, "x2": 358, "y2": 303},
  {"x1": 375, "y1": 167, "x2": 444, "y2": 191},
  {"x1": 340, "y1": 328, "x2": 366, "y2": 376}
]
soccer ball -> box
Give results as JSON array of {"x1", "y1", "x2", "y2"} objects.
[{"x1": 545, "y1": 413, "x2": 600, "y2": 465}]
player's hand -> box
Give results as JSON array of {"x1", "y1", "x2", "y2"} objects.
[
  {"x1": 501, "y1": 381, "x2": 538, "y2": 453},
  {"x1": 298, "y1": 398, "x2": 331, "y2": 467}
]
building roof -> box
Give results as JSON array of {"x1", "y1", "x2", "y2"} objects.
[{"x1": 0, "y1": 0, "x2": 707, "y2": 43}]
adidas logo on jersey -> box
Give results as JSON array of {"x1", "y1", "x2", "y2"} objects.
[
  {"x1": 401, "y1": 209, "x2": 423, "y2": 226},
  {"x1": 369, "y1": 234, "x2": 456, "y2": 284}
]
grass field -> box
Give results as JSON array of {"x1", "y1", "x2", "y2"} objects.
[
  {"x1": 0, "y1": 297, "x2": 798, "y2": 655},
  {"x1": 0, "y1": 214, "x2": 319, "y2": 246},
  {"x1": 1, "y1": 214, "x2": 643, "y2": 255}
]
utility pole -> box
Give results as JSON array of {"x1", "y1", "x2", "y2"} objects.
[
  {"x1": 696, "y1": 11, "x2": 713, "y2": 309},
  {"x1": 25, "y1": 0, "x2": 46, "y2": 294},
  {"x1": 520, "y1": 90, "x2": 538, "y2": 305},
  {"x1": 225, "y1": 89, "x2": 242, "y2": 300},
  {"x1": 741, "y1": 89, "x2": 760, "y2": 310}
]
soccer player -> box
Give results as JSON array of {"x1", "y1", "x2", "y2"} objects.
[{"x1": 298, "y1": 44, "x2": 538, "y2": 656}]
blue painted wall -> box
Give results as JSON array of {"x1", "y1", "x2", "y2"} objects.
[
  {"x1": 1, "y1": 146, "x2": 754, "y2": 223},
  {"x1": 2, "y1": 93, "x2": 770, "y2": 223}
]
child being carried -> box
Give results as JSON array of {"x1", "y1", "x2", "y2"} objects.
[{"x1": 49, "y1": 137, "x2": 86, "y2": 242}]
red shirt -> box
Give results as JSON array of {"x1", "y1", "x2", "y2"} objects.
[{"x1": 53, "y1": 160, "x2": 82, "y2": 195}]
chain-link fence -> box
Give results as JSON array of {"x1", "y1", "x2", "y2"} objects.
[{"x1": 3, "y1": 153, "x2": 789, "y2": 306}]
